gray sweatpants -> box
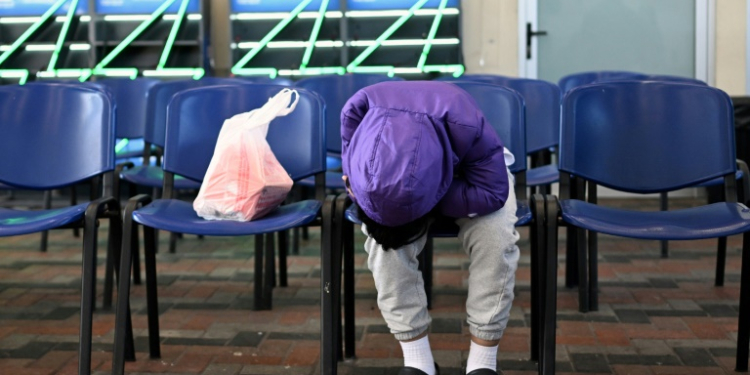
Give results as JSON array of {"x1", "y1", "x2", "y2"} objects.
[{"x1": 363, "y1": 175, "x2": 521, "y2": 341}]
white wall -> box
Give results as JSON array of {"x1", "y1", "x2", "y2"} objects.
[
  {"x1": 461, "y1": 0, "x2": 518, "y2": 76},
  {"x1": 716, "y1": 0, "x2": 746, "y2": 95}
]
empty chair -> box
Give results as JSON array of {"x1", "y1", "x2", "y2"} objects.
[
  {"x1": 112, "y1": 84, "x2": 328, "y2": 373},
  {"x1": 0, "y1": 84, "x2": 129, "y2": 375},
  {"x1": 547, "y1": 81, "x2": 750, "y2": 371}
]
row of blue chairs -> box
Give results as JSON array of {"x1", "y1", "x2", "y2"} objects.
[
  {"x1": 0, "y1": 73, "x2": 743, "y2": 375},
  {"x1": 0, "y1": 82, "x2": 328, "y2": 375}
]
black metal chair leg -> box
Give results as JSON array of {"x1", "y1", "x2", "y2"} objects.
[
  {"x1": 530, "y1": 195, "x2": 545, "y2": 362},
  {"x1": 292, "y1": 227, "x2": 300, "y2": 255},
  {"x1": 254, "y1": 234, "x2": 265, "y2": 311},
  {"x1": 264, "y1": 233, "x2": 275, "y2": 310},
  {"x1": 278, "y1": 230, "x2": 288, "y2": 287},
  {"x1": 337, "y1": 194, "x2": 356, "y2": 360},
  {"x1": 588, "y1": 231, "x2": 598, "y2": 311},
  {"x1": 132, "y1": 223, "x2": 142, "y2": 285},
  {"x1": 143, "y1": 225, "x2": 161, "y2": 359},
  {"x1": 660, "y1": 192, "x2": 669, "y2": 258},
  {"x1": 716, "y1": 237, "x2": 727, "y2": 287},
  {"x1": 114, "y1": 200, "x2": 140, "y2": 375},
  {"x1": 576, "y1": 227, "x2": 589, "y2": 313},
  {"x1": 103, "y1": 222, "x2": 116, "y2": 310},
  {"x1": 79, "y1": 206, "x2": 98, "y2": 375},
  {"x1": 40, "y1": 190, "x2": 51, "y2": 252},
  {"x1": 735, "y1": 230, "x2": 750, "y2": 371},
  {"x1": 320, "y1": 196, "x2": 338, "y2": 375},
  {"x1": 71, "y1": 186, "x2": 79, "y2": 238},
  {"x1": 541, "y1": 194, "x2": 559, "y2": 375},
  {"x1": 168, "y1": 232, "x2": 178, "y2": 253}
]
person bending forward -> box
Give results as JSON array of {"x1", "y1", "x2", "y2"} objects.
[{"x1": 341, "y1": 81, "x2": 520, "y2": 375}]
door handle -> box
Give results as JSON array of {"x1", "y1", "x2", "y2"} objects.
[{"x1": 526, "y1": 22, "x2": 548, "y2": 59}]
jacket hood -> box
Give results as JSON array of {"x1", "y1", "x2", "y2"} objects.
[{"x1": 344, "y1": 92, "x2": 454, "y2": 227}]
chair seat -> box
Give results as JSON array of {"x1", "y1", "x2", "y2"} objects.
[
  {"x1": 344, "y1": 200, "x2": 532, "y2": 234},
  {"x1": 120, "y1": 166, "x2": 202, "y2": 190},
  {"x1": 694, "y1": 170, "x2": 743, "y2": 187},
  {"x1": 0, "y1": 203, "x2": 89, "y2": 236},
  {"x1": 298, "y1": 172, "x2": 345, "y2": 190},
  {"x1": 132, "y1": 199, "x2": 322, "y2": 236},
  {"x1": 527, "y1": 164, "x2": 559, "y2": 186},
  {"x1": 560, "y1": 199, "x2": 750, "y2": 240},
  {"x1": 0, "y1": 183, "x2": 16, "y2": 190}
]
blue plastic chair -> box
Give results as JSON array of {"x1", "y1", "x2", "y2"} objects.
[
  {"x1": 112, "y1": 84, "x2": 328, "y2": 372},
  {"x1": 94, "y1": 78, "x2": 161, "y2": 161},
  {"x1": 295, "y1": 74, "x2": 404, "y2": 188},
  {"x1": 320, "y1": 82, "x2": 552, "y2": 375},
  {"x1": 547, "y1": 81, "x2": 750, "y2": 371},
  {"x1": 595, "y1": 74, "x2": 708, "y2": 86},
  {"x1": 0, "y1": 84, "x2": 132, "y2": 375},
  {"x1": 455, "y1": 76, "x2": 562, "y2": 192},
  {"x1": 558, "y1": 70, "x2": 648, "y2": 93},
  {"x1": 119, "y1": 78, "x2": 257, "y2": 269}
]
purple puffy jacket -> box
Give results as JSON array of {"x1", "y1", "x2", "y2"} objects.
[{"x1": 341, "y1": 81, "x2": 509, "y2": 226}]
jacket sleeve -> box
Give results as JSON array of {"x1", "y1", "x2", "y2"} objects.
[
  {"x1": 437, "y1": 114, "x2": 510, "y2": 218},
  {"x1": 340, "y1": 91, "x2": 370, "y2": 176}
]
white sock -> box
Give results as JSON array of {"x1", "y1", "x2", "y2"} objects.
[
  {"x1": 466, "y1": 341, "x2": 498, "y2": 373},
  {"x1": 399, "y1": 335, "x2": 436, "y2": 375}
]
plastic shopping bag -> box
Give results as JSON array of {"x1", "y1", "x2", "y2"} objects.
[{"x1": 193, "y1": 89, "x2": 299, "y2": 221}]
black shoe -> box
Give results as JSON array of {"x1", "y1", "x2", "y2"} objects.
[
  {"x1": 466, "y1": 369, "x2": 499, "y2": 375},
  {"x1": 398, "y1": 362, "x2": 440, "y2": 375}
]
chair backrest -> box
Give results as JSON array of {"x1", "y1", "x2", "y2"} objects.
[
  {"x1": 471, "y1": 77, "x2": 561, "y2": 153},
  {"x1": 593, "y1": 74, "x2": 708, "y2": 86},
  {"x1": 435, "y1": 74, "x2": 509, "y2": 82},
  {"x1": 238, "y1": 76, "x2": 294, "y2": 86},
  {"x1": 145, "y1": 78, "x2": 251, "y2": 147},
  {"x1": 295, "y1": 73, "x2": 403, "y2": 154},
  {"x1": 0, "y1": 84, "x2": 114, "y2": 189},
  {"x1": 95, "y1": 78, "x2": 160, "y2": 139},
  {"x1": 642, "y1": 75, "x2": 708, "y2": 86},
  {"x1": 448, "y1": 81, "x2": 527, "y2": 174},
  {"x1": 560, "y1": 81, "x2": 735, "y2": 193},
  {"x1": 558, "y1": 71, "x2": 648, "y2": 93},
  {"x1": 164, "y1": 84, "x2": 326, "y2": 182}
]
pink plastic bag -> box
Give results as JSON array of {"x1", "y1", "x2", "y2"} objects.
[{"x1": 193, "y1": 89, "x2": 299, "y2": 221}]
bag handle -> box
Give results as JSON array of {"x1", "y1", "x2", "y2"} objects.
[{"x1": 244, "y1": 89, "x2": 300, "y2": 126}]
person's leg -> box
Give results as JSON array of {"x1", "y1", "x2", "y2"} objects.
[
  {"x1": 364, "y1": 226, "x2": 435, "y2": 374},
  {"x1": 456, "y1": 175, "x2": 520, "y2": 374}
]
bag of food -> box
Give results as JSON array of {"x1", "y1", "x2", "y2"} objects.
[{"x1": 193, "y1": 89, "x2": 298, "y2": 221}]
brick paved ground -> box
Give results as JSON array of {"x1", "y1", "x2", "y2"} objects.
[{"x1": 0, "y1": 192, "x2": 745, "y2": 374}]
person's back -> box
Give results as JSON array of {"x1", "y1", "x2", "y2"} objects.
[{"x1": 341, "y1": 81, "x2": 520, "y2": 375}]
